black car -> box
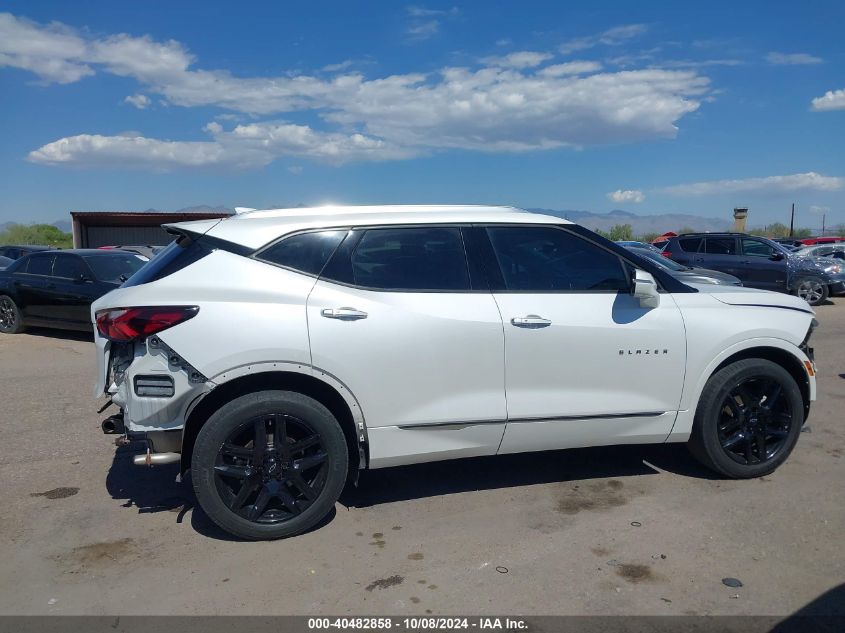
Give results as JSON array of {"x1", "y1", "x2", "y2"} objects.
[
  {"x1": 0, "y1": 250, "x2": 148, "y2": 334},
  {"x1": 0, "y1": 244, "x2": 55, "y2": 260},
  {"x1": 661, "y1": 232, "x2": 845, "y2": 305},
  {"x1": 0, "y1": 256, "x2": 13, "y2": 269}
]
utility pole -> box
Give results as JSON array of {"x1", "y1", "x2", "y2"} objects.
[
  {"x1": 789, "y1": 203, "x2": 795, "y2": 237},
  {"x1": 822, "y1": 213, "x2": 826, "y2": 236}
]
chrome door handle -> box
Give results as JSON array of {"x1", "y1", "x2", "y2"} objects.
[
  {"x1": 321, "y1": 307, "x2": 368, "y2": 320},
  {"x1": 511, "y1": 315, "x2": 551, "y2": 328}
]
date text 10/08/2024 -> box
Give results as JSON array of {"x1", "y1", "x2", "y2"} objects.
[{"x1": 307, "y1": 618, "x2": 529, "y2": 630}]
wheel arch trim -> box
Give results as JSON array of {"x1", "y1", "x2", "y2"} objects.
[
  {"x1": 667, "y1": 337, "x2": 815, "y2": 442},
  {"x1": 181, "y1": 361, "x2": 369, "y2": 473}
]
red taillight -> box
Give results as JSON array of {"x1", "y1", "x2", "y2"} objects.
[
  {"x1": 661, "y1": 251, "x2": 672, "y2": 258},
  {"x1": 96, "y1": 306, "x2": 199, "y2": 342}
]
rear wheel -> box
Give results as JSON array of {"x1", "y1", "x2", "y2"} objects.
[
  {"x1": 792, "y1": 276, "x2": 828, "y2": 306},
  {"x1": 191, "y1": 390, "x2": 349, "y2": 540},
  {"x1": 0, "y1": 295, "x2": 25, "y2": 334},
  {"x1": 688, "y1": 359, "x2": 803, "y2": 478}
]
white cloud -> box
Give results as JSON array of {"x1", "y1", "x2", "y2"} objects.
[
  {"x1": 481, "y1": 51, "x2": 552, "y2": 69},
  {"x1": 495, "y1": 38, "x2": 512, "y2": 47},
  {"x1": 539, "y1": 61, "x2": 602, "y2": 76},
  {"x1": 322, "y1": 60, "x2": 354, "y2": 72},
  {"x1": 27, "y1": 134, "x2": 233, "y2": 169},
  {"x1": 124, "y1": 93, "x2": 150, "y2": 109},
  {"x1": 660, "y1": 172, "x2": 844, "y2": 196},
  {"x1": 27, "y1": 122, "x2": 413, "y2": 170},
  {"x1": 559, "y1": 24, "x2": 647, "y2": 55},
  {"x1": 0, "y1": 13, "x2": 92, "y2": 83},
  {"x1": 766, "y1": 52, "x2": 822, "y2": 65},
  {"x1": 656, "y1": 59, "x2": 743, "y2": 69},
  {"x1": 811, "y1": 89, "x2": 845, "y2": 112},
  {"x1": 406, "y1": 20, "x2": 439, "y2": 41},
  {"x1": 404, "y1": 5, "x2": 457, "y2": 42},
  {"x1": 607, "y1": 189, "x2": 645, "y2": 203},
  {"x1": 406, "y1": 5, "x2": 458, "y2": 17},
  {"x1": 6, "y1": 13, "x2": 711, "y2": 169}
]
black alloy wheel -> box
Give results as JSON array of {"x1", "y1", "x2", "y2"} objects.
[
  {"x1": 716, "y1": 376, "x2": 794, "y2": 465},
  {"x1": 0, "y1": 295, "x2": 24, "y2": 333},
  {"x1": 192, "y1": 390, "x2": 349, "y2": 540},
  {"x1": 689, "y1": 358, "x2": 804, "y2": 478},
  {"x1": 214, "y1": 413, "x2": 328, "y2": 523}
]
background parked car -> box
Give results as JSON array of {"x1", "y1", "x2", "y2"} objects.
[
  {"x1": 793, "y1": 244, "x2": 845, "y2": 261},
  {"x1": 661, "y1": 232, "x2": 844, "y2": 305},
  {"x1": 624, "y1": 245, "x2": 742, "y2": 286},
  {"x1": 796, "y1": 236, "x2": 844, "y2": 246},
  {"x1": 97, "y1": 245, "x2": 165, "y2": 259},
  {"x1": 0, "y1": 249, "x2": 148, "y2": 334},
  {"x1": 614, "y1": 240, "x2": 662, "y2": 253},
  {"x1": 0, "y1": 244, "x2": 55, "y2": 260},
  {"x1": 0, "y1": 255, "x2": 13, "y2": 269}
]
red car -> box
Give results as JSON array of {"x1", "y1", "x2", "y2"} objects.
[{"x1": 797, "y1": 236, "x2": 844, "y2": 246}]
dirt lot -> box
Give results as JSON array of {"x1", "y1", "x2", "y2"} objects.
[{"x1": 0, "y1": 304, "x2": 843, "y2": 617}]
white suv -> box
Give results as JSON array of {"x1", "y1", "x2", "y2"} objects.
[{"x1": 92, "y1": 205, "x2": 818, "y2": 540}]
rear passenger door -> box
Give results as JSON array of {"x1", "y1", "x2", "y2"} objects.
[
  {"x1": 16, "y1": 253, "x2": 56, "y2": 321},
  {"x1": 697, "y1": 237, "x2": 741, "y2": 277},
  {"x1": 50, "y1": 254, "x2": 96, "y2": 326},
  {"x1": 305, "y1": 226, "x2": 507, "y2": 468}
]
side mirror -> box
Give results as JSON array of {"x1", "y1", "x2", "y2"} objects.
[
  {"x1": 770, "y1": 252, "x2": 784, "y2": 261},
  {"x1": 631, "y1": 269, "x2": 660, "y2": 308},
  {"x1": 77, "y1": 273, "x2": 91, "y2": 283}
]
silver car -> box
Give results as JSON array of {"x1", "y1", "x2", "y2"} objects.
[{"x1": 625, "y1": 246, "x2": 742, "y2": 286}]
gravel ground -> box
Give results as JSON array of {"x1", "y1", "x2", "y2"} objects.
[{"x1": 0, "y1": 304, "x2": 842, "y2": 616}]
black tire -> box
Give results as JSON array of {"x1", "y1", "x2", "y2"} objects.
[
  {"x1": 191, "y1": 390, "x2": 349, "y2": 540},
  {"x1": 688, "y1": 359, "x2": 804, "y2": 478},
  {"x1": 0, "y1": 295, "x2": 25, "y2": 334},
  {"x1": 791, "y1": 276, "x2": 828, "y2": 306}
]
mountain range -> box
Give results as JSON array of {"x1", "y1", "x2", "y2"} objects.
[{"x1": 4, "y1": 206, "x2": 733, "y2": 237}]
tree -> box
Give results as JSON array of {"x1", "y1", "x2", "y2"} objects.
[
  {"x1": 607, "y1": 223, "x2": 634, "y2": 241},
  {"x1": 0, "y1": 223, "x2": 73, "y2": 248},
  {"x1": 678, "y1": 226, "x2": 696, "y2": 235},
  {"x1": 638, "y1": 232, "x2": 661, "y2": 244}
]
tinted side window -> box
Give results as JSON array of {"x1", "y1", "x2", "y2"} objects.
[
  {"x1": 260, "y1": 230, "x2": 346, "y2": 276},
  {"x1": 486, "y1": 226, "x2": 628, "y2": 292},
  {"x1": 351, "y1": 227, "x2": 470, "y2": 291},
  {"x1": 704, "y1": 238, "x2": 737, "y2": 255},
  {"x1": 678, "y1": 237, "x2": 702, "y2": 252},
  {"x1": 26, "y1": 254, "x2": 55, "y2": 275},
  {"x1": 52, "y1": 254, "x2": 89, "y2": 279},
  {"x1": 741, "y1": 239, "x2": 774, "y2": 257}
]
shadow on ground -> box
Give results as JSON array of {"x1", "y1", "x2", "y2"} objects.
[
  {"x1": 769, "y1": 582, "x2": 845, "y2": 631},
  {"x1": 105, "y1": 437, "x2": 718, "y2": 539},
  {"x1": 21, "y1": 326, "x2": 94, "y2": 343},
  {"x1": 341, "y1": 442, "x2": 719, "y2": 507}
]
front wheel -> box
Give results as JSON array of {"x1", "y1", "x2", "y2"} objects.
[
  {"x1": 792, "y1": 276, "x2": 828, "y2": 306},
  {"x1": 191, "y1": 390, "x2": 349, "y2": 540},
  {"x1": 688, "y1": 359, "x2": 804, "y2": 478}
]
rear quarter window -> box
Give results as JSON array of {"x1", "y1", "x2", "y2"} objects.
[
  {"x1": 258, "y1": 230, "x2": 346, "y2": 276},
  {"x1": 678, "y1": 237, "x2": 702, "y2": 252}
]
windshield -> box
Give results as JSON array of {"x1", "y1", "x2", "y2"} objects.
[
  {"x1": 83, "y1": 254, "x2": 147, "y2": 283},
  {"x1": 628, "y1": 247, "x2": 688, "y2": 272}
]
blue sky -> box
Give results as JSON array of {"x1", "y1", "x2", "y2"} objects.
[{"x1": 0, "y1": 0, "x2": 843, "y2": 229}]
